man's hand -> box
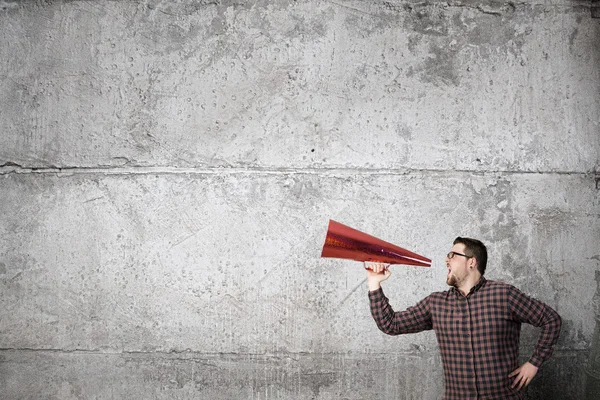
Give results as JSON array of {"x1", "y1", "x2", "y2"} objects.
[
  {"x1": 365, "y1": 262, "x2": 391, "y2": 291},
  {"x1": 509, "y1": 362, "x2": 539, "y2": 390}
]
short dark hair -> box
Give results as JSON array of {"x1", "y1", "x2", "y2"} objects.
[{"x1": 453, "y1": 237, "x2": 487, "y2": 275}]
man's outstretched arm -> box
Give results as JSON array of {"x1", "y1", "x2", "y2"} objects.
[{"x1": 366, "y1": 262, "x2": 433, "y2": 335}]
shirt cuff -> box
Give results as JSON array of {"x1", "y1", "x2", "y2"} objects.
[{"x1": 528, "y1": 356, "x2": 543, "y2": 368}]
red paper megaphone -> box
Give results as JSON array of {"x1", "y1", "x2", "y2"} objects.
[{"x1": 321, "y1": 220, "x2": 431, "y2": 267}]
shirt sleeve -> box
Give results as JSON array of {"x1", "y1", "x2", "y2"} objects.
[
  {"x1": 508, "y1": 285, "x2": 562, "y2": 367},
  {"x1": 368, "y1": 287, "x2": 433, "y2": 335}
]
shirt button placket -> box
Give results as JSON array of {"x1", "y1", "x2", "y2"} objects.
[{"x1": 465, "y1": 298, "x2": 478, "y2": 398}]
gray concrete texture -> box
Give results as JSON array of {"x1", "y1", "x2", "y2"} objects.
[{"x1": 0, "y1": 0, "x2": 598, "y2": 399}]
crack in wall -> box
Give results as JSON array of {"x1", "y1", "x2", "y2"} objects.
[
  {"x1": 0, "y1": 347, "x2": 587, "y2": 357},
  {"x1": 0, "y1": 164, "x2": 596, "y2": 177},
  {"x1": 383, "y1": 0, "x2": 593, "y2": 14}
]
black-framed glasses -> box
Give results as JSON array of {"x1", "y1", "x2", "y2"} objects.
[{"x1": 447, "y1": 251, "x2": 472, "y2": 259}]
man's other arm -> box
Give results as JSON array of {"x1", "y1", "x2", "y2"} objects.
[{"x1": 508, "y1": 285, "x2": 562, "y2": 367}]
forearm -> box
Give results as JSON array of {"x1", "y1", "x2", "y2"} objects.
[
  {"x1": 509, "y1": 286, "x2": 563, "y2": 366},
  {"x1": 369, "y1": 288, "x2": 400, "y2": 334},
  {"x1": 369, "y1": 288, "x2": 432, "y2": 335},
  {"x1": 368, "y1": 280, "x2": 381, "y2": 291},
  {"x1": 529, "y1": 306, "x2": 562, "y2": 367}
]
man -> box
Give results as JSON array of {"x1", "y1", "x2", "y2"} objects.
[{"x1": 366, "y1": 237, "x2": 562, "y2": 400}]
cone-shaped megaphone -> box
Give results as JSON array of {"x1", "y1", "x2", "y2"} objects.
[{"x1": 321, "y1": 220, "x2": 431, "y2": 267}]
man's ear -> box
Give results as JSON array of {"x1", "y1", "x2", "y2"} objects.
[{"x1": 470, "y1": 258, "x2": 477, "y2": 269}]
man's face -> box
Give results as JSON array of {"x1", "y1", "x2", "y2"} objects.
[{"x1": 445, "y1": 243, "x2": 471, "y2": 287}]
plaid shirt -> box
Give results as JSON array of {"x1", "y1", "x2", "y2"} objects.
[{"x1": 369, "y1": 277, "x2": 562, "y2": 399}]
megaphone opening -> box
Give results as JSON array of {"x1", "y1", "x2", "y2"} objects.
[{"x1": 321, "y1": 220, "x2": 431, "y2": 267}]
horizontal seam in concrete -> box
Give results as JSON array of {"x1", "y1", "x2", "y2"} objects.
[
  {"x1": 444, "y1": 2, "x2": 593, "y2": 12},
  {"x1": 0, "y1": 348, "x2": 588, "y2": 356},
  {"x1": 0, "y1": 166, "x2": 596, "y2": 177},
  {"x1": 316, "y1": 0, "x2": 592, "y2": 14},
  {"x1": 0, "y1": 348, "x2": 435, "y2": 357}
]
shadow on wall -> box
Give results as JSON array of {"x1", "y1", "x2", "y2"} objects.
[
  {"x1": 528, "y1": 270, "x2": 600, "y2": 399},
  {"x1": 584, "y1": 271, "x2": 600, "y2": 398}
]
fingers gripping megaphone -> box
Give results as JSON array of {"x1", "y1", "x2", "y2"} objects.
[{"x1": 321, "y1": 220, "x2": 431, "y2": 267}]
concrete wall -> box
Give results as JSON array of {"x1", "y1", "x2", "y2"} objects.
[{"x1": 0, "y1": 1, "x2": 598, "y2": 399}]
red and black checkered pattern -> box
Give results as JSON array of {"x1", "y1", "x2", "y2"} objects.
[{"x1": 369, "y1": 277, "x2": 562, "y2": 400}]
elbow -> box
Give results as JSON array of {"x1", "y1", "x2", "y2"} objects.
[
  {"x1": 551, "y1": 306, "x2": 562, "y2": 329},
  {"x1": 546, "y1": 307, "x2": 562, "y2": 335},
  {"x1": 376, "y1": 320, "x2": 401, "y2": 336}
]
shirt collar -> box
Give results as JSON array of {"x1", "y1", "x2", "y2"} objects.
[
  {"x1": 451, "y1": 276, "x2": 487, "y2": 298},
  {"x1": 470, "y1": 276, "x2": 487, "y2": 294}
]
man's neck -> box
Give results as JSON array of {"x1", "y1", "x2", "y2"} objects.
[{"x1": 457, "y1": 272, "x2": 483, "y2": 296}]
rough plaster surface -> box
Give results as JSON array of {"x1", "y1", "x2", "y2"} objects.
[
  {"x1": 1, "y1": 171, "x2": 598, "y2": 398},
  {"x1": 0, "y1": 0, "x2": 599, "y2": 399},
  {"x1": 0, "y1": 0, "x2": 598, "y2": 172},
  {"x1": 0, "y1": 350, "x2": 587, "y2": 399}
]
